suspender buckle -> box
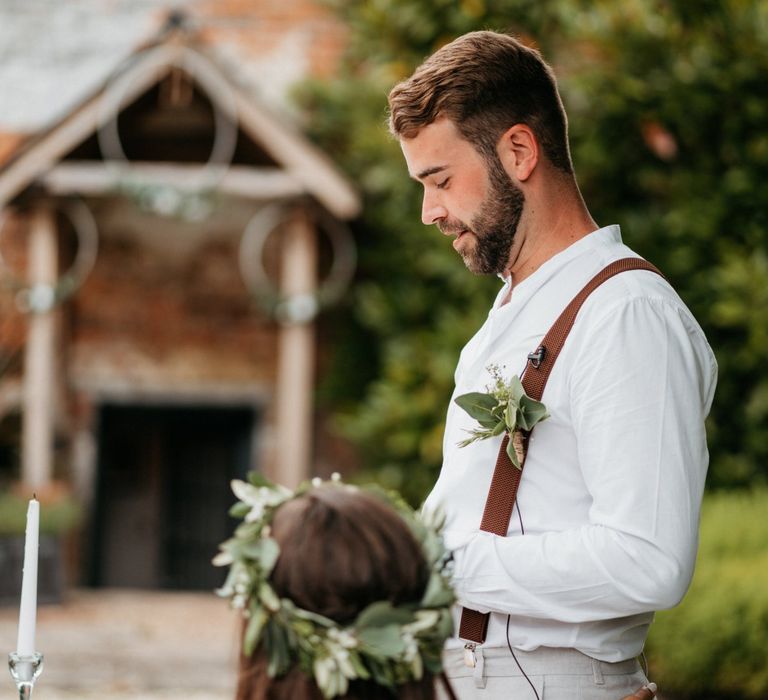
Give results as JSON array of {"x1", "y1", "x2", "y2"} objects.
[
  {"x1": 527, "y1": 345, "x2": 546, "y2": 369},
  {"x1": 463, "y1": 643, "x2": 477, "y2": 668}
]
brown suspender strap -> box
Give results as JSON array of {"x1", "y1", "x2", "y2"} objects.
[{"x1": 458, "y1": 257, "x2": 663, "y2": 645}]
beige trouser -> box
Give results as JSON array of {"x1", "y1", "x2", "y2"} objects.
[{"x1": 437, "y1": 646, "x2": 648, "y2": 700}]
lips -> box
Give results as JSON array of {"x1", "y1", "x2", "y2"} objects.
[{"x1": 452, "y1": 230, "x2": 470, "y2": 250}]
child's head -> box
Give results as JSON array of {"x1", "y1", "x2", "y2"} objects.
[
  {"x1": 268, "y1": 485, "x2": 430, "y2": 624},
  {"x1": 218, "y1": 478, "x2": 453, "y2": 700}
]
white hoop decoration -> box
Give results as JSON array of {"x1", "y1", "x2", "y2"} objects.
[
  {"x1": 96, "y1": 45, "x2": 238, "y2": 217},
  {"x1": 238, "y1": 204, "x2": 357, "y2": 325},
  {"x1": 0, "y1": 200, "x2": 99, "y2": 314}
]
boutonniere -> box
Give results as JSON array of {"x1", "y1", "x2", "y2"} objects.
[{"x1": 454, "y1": 365, "x2": 549, "y2": 469}]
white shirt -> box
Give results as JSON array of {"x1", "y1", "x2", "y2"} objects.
[{"x1": 425, "y1": 225, "x2": 717, "y2": 662}]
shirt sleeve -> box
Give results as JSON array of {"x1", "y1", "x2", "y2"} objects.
[{"x1": 450, "y1": 294, "x2": 718, "y2": 623}]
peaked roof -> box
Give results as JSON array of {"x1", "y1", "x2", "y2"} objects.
[{"x1": 0, "y1": 13, "x2": 360, "y2": 219}]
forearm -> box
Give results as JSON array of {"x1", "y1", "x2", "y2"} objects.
[{"x1": 451, "y1": 524, "x2": 693, "y2": 623}]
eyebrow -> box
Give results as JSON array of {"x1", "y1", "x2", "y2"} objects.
[{"x1": 413, "y1": 165, "x2": 448, "y2": 181}]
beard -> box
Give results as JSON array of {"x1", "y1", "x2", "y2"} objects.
[{"x1": 439, "y1": 155, "x2": 525, "y2": 275}]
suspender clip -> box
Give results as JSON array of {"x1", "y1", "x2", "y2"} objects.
[
  {"x1": 527, "y1": 345, "x2": 546, "y2": 369},
  {"x1": 463, "y1": 643, "x2": 477, "y2": 668}
]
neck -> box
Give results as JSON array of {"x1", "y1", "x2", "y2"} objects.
[{"x1": 503, "y1": 173, "x2": 597, "y2": 284}]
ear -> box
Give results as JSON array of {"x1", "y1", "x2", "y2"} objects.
[{"x1": 497, "y1": 124, "x2": 539, "y2": 182}]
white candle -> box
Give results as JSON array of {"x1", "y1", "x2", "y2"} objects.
[{"x1": 16, "y1": 497, "x2": 39, "y2": 657}]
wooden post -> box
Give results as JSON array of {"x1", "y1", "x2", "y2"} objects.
[
  {"x1": 21, "y1": 205, "x2": 58, "y2": 489},
  {"x1": 272, "y1": 209, "x2": 317, "y2": 488}
]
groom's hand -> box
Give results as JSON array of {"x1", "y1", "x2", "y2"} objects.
[{"x1": 621, "y1": 682, "x2": 657, "y2": 700}]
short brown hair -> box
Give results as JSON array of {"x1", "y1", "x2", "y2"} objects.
[
  {"x1": 388, "y1": 31, "x2": 573, "y2": 173},
  {"x1": 236, "y1": 486, "x2": 435, "y2": 700}
]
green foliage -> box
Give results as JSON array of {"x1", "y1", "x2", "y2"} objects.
[
  {"x1": 302, "y1": 0, "x2": 768, "y2": 503},
  {"x1": 561, "y1": 0, "x2": 768, "y2": 489},
  {"x1": 646, "y1": 489, "x2": 768, "y2": 698},
  {"x1": 0, "y1": 491, "x2": 81, "y2": 536}
]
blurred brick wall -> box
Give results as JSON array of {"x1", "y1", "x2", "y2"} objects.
[
  {"x1": 0, "y1": 210, "x2": 30, "y2": 385},
  {"x1": 65, "y1": 197, "x2": 280, "y2": 391},
  {"x1": 197, "y1": 0, "x2": 348, "y2": 79}
]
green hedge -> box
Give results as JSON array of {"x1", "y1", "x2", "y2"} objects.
[
  {"x1": 303, "y1": 0, "x2": 768, "y2": 504},
  {"x1": 0, "y1": 491, "x2": 81, "y2": 536},
  {"x1": 646, "y1": 489, "x2": 768, "y2": 698}
]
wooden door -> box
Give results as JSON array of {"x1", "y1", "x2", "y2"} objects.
[{"x1": 92, "y1": 404, "x2": 255, "y2": 590}]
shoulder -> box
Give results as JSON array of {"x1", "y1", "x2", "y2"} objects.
[
  {"x1": 580, "y1": 261, "x2": 703, "y2": 340},
  {"x1": 562, "y1": 262, "x2": 717, "y2": 399}
]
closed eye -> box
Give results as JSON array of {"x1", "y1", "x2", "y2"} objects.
[{"x1": 436, "y1": 177, "x2": 451, "y2": 190}]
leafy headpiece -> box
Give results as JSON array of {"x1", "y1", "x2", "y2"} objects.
[{"x1": 214, "y1": 473, "x2": 454, "y2": 698}]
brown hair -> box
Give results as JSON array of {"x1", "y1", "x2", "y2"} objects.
[
  {"x1": 388, "y1": 30, "x2": 573, "y2": 173},
  {"x1": 235, "y1": 486, "x2": 437, "y2": 700}
]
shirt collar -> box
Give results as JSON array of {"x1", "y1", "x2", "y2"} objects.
[{"x1": 499, "y1": 224, "x2": 622, "y2": 290}]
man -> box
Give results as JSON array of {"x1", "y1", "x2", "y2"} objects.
[{"x1": 388, "y1": 31, "x2": 717, "y2": 699}]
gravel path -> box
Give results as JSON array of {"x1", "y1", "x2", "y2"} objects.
[{"x1": 0, "y1": 589, "x2": 240, "y2": 699}]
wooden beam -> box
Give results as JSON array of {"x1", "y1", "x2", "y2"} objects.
[
  {"x1": 0, "y1": 43, "x2": 361, "y2": 220},
  {"x1": 271, "y1": 209, "x2": 317, "y2": 488},
  {"x1": 0, "y1": 51, "x2": 174, "y2": 209},
  {"x1": 40, "y1": 162, "x2": 306, "y2": 200},
  {"x1": 21, "y1": 205, "x2": 58, "y2": 488},
  {"x1": 232, "y1": 93, "x2": 361, "y2": 220}
]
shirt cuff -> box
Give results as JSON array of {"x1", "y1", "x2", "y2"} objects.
[{"x1": 450, "y1": 531, "x2": 505, "y2": 610}]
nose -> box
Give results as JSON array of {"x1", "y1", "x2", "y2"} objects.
[{"x1": 421, "y1": 190, "x2": 447, "y2": 226}]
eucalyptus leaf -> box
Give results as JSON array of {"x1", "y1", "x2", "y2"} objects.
[
  {"x1": 436, "y1": 609, "x2": 454, "y2": 640},
  {"x1": 293, "y1": 606, "x2": 337, "y2": 628},
  {"x1": 235, "y1": 521, "x2": 261, "y2": 540},
  {"x1": 213, "y1": 539, "x2": 235, "y2": 563},
  {"x1": 518, "y1": 396, "x2": 549, "y2": 431},
  {"x1": 424, "y1": 654, "x2": 443, "y2": 674},
  {"x1": 349, "y1": 651, "x2": 370, "y2": 679},
  {"x1": 247, "y1": 471, "x2": 273, "y2": 488},
  {"x1": 421, "y1": 572, "x2": 455, "y2": 608},
  {"x1": 259, "y1": 582, "x2": 281, "y2": 612},
  {"x1": 505, "y1": 435, "x2": 522, "y2": 469},
  {"x1": 240, "y1": 539, "x2": 269, "y2": 560},
  {"x1": 355, "y1": 601, "x2": 414, "y2": 629},
  {"x1": 357, "y1": 625, "x2": 406, "y2": 657},
  {"x1": 503, "y1": 399, "x2": 518, "y2": 433},
  {"x1": 368, "y1": 656, "x2": 397, "y2": 687},
  {"x1": 258, "y1": 537, "x2": 281, "y2": 571},
  {"x1": 509, "y1": 374, "x2": 526, "y2": 402},
  {"x1": 229, "y1": 501, "x2": 251, "y2": 518},
  {"x1": 405, "y1": 609, "x2": 440, "y2": 633},
  {"x1": 410, "y1": 652, "x2": 423, "y2": 680},
  {"x1": 314, "y1": 657, "x2": 332, "y2": 697},
  {"x1": 327, "y1": 665, "x2": 347, "y2": 699},
  {"x1": 420, "y1": 539, "x2": 441, "y2": 567},
  {"x1": 244, "y1": 607, "x2": 268, "y2": 656},
  {"x1": 477, "y1": 414, "x2": 502, "y2": 429},
  {"x1": 491, "y1": 402, "x2": 506, "y2": 419},
  {"x1": 265, "y1": 619, "x2": 292, "y2": 677},
  {"x1": 454, "y1": 392, "x2": 498, "y2": 421}
]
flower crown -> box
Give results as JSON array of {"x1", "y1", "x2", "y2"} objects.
[{"x1": 214, "y1": 472, "x2": 455, "y2": 699}]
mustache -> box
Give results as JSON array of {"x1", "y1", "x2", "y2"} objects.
[{"x1": 437, "y1": 219, "x2": 470, "y2": 235}]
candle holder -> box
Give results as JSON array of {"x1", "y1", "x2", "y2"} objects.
[{"x1": 7, "y1": 653, "x2": 43, "y2": 699}]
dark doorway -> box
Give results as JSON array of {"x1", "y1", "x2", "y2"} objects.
[{"x1": 91, "y1": 403, "x2": 256, "y2": 590}]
